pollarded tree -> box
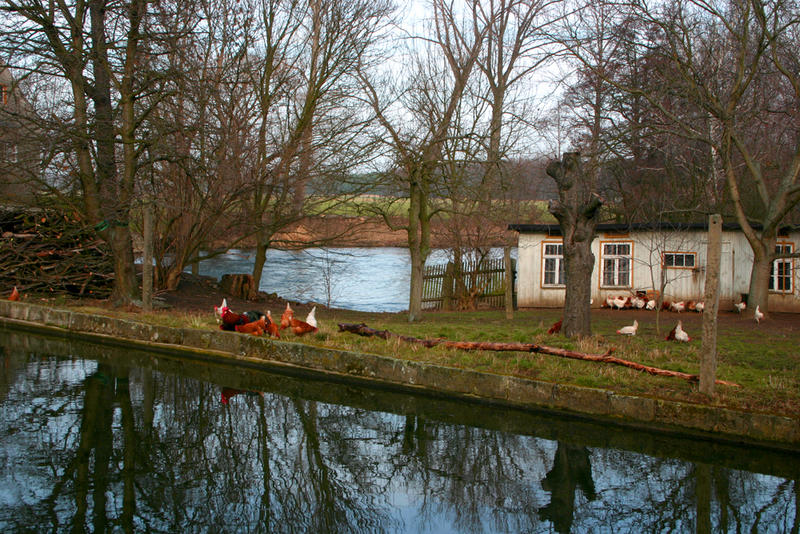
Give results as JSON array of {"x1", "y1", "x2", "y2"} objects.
[{"x1": 547, "y1": 152, "x2": 603, "y2": 338}]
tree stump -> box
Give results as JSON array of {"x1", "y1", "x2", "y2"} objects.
[{"x1": 220, "y1": 274, "x2": 258, "y2": 300}]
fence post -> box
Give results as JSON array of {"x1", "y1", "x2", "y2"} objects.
[
  {"x1": 442, "y1": 262, "x2": 455, "y2": 311},
  {"x1": 504, "y1": 246, "x2": 514, "y2": 319}
]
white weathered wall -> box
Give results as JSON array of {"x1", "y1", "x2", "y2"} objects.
[{"x1": 515, "y1": 229, "x2": 800, "y2": 312}]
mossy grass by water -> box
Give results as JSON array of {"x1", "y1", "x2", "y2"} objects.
[{"x1": 57, "y1": 300, "x2": 800, "y2": 420}]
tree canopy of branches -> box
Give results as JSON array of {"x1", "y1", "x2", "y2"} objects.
[
  {"x1": 1, "y1": 0, "x2": 149, "y2": 304},
  {"x1": 560, "y1": 0, "x2": 800, "y2": 314},
  {"x1": 3, "y1": 0, "x2": 799, "y2": 319}
]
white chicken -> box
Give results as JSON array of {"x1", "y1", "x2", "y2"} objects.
[
  {"x1": 666, "y1": 320, "x2": 691, "y2": 342},
  {"x1": 674, "y1": 321, "x2": 690, "y2": 342},
  {"x1": 754, "y1": 305, "x2": 764, "y2": 324},
  {"x1": 632, "y1": 296, "x2": 646, "y2": 309},
  {"x1": 694, "y1": 301, "x2": 705, "y2": 313},
  {"x1": 645, "y1": 299, "x2": 656, "y2": 311},
  {"x1": 612, "y1": 296, "x2": 627, "y2": 310},
  {"x1": 734, "y1": 301, "x2": 746, "y2": 313},
  {"x1": 670, "y1": 301, "x2": 685, "y2": 313},
  {"x1": 616, "y1": 320, "x2": 638, "y2": 336},
  {"x1": 214, "y1": 298, "x2": 228, "y2": 323},
  {"x1": 306, "y1": 306, "x2": 317, "y2": 328}
]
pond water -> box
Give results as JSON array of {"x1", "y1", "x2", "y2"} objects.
[
  {"x1": 193, "y1": 247, "x2": 515, "y2": 313},
  {"x1": 1, "y1": 328, "x2": 798, "y2": 533}
]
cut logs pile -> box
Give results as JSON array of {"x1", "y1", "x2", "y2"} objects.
[{"x1": 0, "y1": 206, "x2": 114, "y2": 298}]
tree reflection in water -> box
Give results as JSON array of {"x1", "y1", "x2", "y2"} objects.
[
  {"x1": 0, "y1": 331, "x2": 798, "y2": 533},
  {"x1": 538, "y1": 443, "x2": 596, "y2": 533}
]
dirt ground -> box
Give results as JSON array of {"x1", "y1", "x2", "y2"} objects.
[
  {"x1": 589, "y1": 305, "x2": 799, "y2": 337},
  {"x1": 156, "y1": 273, "x2": 317, "y2": 317}
]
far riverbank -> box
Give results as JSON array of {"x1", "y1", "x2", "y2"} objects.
[{"x1": 218, "y1": 215, "x2": 517, "y2": 249}]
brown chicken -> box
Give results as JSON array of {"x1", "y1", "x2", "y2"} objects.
[
  {"x1": 280, "y1": 302, "x2": 294, "y2": 330},
  {"x1": 235, "y1": 316, "x2": 266, "y2": 336},
  {"x1": 266, "y1": 311, "x2": 281, "y2": 338},
  {"x1": 290, "y1": 316, "x2": 318, "y2": 336},
  {"x1": 547, "y1": 319, "x2": 562, "y2": 335}
]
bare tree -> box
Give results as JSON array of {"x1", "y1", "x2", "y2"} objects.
[
  {"x1": 139, "y1": 0, "x2": 259, "y2": 290},
  {"x1": 245, "y1": 0, "x2": 393, "y2": 292},
  {"x1": 359, "y1": 0, "x2": 487, "y2": 321},
  {"x1": 427, "y1": 0, "x2": 558, "y2": 310},
  {"x1": 472, "y1": 0, "x2": 559, "y2": 188},
  {"x1": 1, "y1": 0, "x2": 148, "y2": 304}
]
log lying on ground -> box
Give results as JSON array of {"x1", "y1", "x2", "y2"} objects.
[{"x1": 337, "y1": 323, "x2": 740, "y2": 387}]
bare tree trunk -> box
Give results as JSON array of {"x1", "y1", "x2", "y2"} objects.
[
  {"x1": 89, "y1": 0, "x2": 138, "y2": 305},
  {"x1": 504, "y1": 246, "x2": 514, "y2": 319},
  {"x1": 547, "y1": 152, "x2": 603, "y2": 338},
  {"x1": 747, "y1": 243, "x2": 774, "y2": 314},
  {"x1": 700, "y1": 214, "x2": 722, "y2": 396},
  {"x1": 407, "y1": 178, "x2": 431, "y2": 322},
  {"x1": 142, "y1": 202, "x2": 153, "y2": 311},
  {"x1": 108, "y1": 229, "x2": 138, "y2": 303},
  {"x1": 562, "y1": 242, "x2": 594, "y2": 336},
  {"x1": 252, "y1": 237, "x2": 269, "y2": 292}
]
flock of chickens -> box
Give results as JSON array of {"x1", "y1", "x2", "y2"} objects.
[
  {"x1": 605, "y1": 293, "x2": 764, "y2": 342},
  {"x1": 601, "y1": 294, "x2": 707, "y2": 313},
  {"x1": 214, "y1": 299, "x2": 318, "y2": 338}
]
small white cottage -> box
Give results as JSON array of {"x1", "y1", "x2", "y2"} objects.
[{"x1": 508, "y1": 222, "x2": 800, "y2": 312}]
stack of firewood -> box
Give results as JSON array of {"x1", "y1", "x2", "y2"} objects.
[{"x1": 0, "y1": 206, "x2": 114, "y2": 298}]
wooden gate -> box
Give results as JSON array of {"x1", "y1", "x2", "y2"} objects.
[{"x1": 422, "y1": 256, "x2": 515, "y2": 310}]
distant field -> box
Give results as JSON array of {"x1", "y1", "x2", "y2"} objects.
[{"x1": 309, "y1": 195, "x2": 552, "y2": 221}]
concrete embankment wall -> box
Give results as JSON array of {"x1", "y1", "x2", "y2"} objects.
[{"x1": 0, "y1": 300, "x2": 797, "y2": 450}]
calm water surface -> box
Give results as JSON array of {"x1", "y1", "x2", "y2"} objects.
[
  {"x1": 194, "y1": 247, "x2": 514, "y2": 312},
  {"x1": 0, "y1": 329, "x2": 798, "y2": 533}
]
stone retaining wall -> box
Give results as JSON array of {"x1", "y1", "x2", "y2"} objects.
[{"x1": 1, "y1": 300, "x2": 797, "y2": 450}]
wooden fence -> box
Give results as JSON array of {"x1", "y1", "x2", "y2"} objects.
[{"x1": 422, "y1": 256, "x2": 516, "y2": 310}]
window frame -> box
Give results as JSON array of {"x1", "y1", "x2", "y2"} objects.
[
  {"x1": 769, "y1": 242, "x2": 794, "y2": 294},
  {"x1": 600, "y1": 240, "x2": 633, "y2": 288},
  {"x1": 662, "y1": 251, "x2": 697, "y2": 270},
  {"x1": 541, "y1": 241, "x2": 565, "y2": 288}
]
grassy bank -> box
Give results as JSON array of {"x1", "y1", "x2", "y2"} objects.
[{"x1": 61, "y1": 301, "x2": 800, "y2": 419}]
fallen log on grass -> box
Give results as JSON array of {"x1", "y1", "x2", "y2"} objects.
[{"x1": 337, "y1": 322, "x2": 740, "y2": 387}]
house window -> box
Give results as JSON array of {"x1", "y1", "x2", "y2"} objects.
[
  {"x1": 602, "y1": 242, "x2": 631, "y2": 287},
  {"x1": 770, "y1": 243, "x2": 793, "y2": 293},
  {"x1": 542, "y1": 242, "x2": 565, "y2": 286},
  {"x1": 663, "y1": 252, "x2": 696, "y2": 269}
]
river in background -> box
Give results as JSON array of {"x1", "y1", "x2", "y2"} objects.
[
  {"x1": 193, "y1": 247, "x2": 516, "y2": 312},
  {"x1": 1, "y1": 329, "x2": 798, "y2": 533}
]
